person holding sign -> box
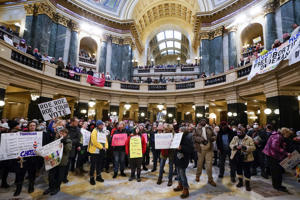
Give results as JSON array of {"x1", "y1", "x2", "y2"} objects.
[
  {"x1": 125, "y1": 127, "x2": 147, "y2": 182},
  {"x1": 88, "y1": 120, "x2": 108, "y2": 185},
  {"x1": 111, "y1": 121, "x2": 128, "y2": 178},
  {"x1": 43, "y1": 128, "x2": 72, "y2": 196}
]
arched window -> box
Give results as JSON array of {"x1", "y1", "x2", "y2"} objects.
[{"x1": 79, "y1": 37, "x2": 98, "y2": 65}]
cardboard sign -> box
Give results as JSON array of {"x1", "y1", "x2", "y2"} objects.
[
  {"x1": 81, "y1": 128, "x2": 91, "y2": 146},
  {"x1": 37, "y1": 138, "x2": 63, "y2": 171},
  {"x1": 170, "y1": 132, "x2": 183, "y2": 149},
  {"x1": 155, "y1": 133, "x2": 173, "y2": 149},
  {"x1": 38, "y1": 98, "x2": 71, "y2": 121},
  {"x1": 0, "y1": 131, "x2": 43, "y2": 161},
  {"x1": 111, "y1": 133, "x2": 127, "y2": 146},
  {"x1": 142, "y1": 133, "x2": 148, "y2": 144},
  {"x1": 280, "y1": 150, "x2": 300, "y2": 170},
  {"x1": 130, "y1": 136, "x2": 142, "y2": 158},
  {"x1": 97, "y1": 130, "x2": 107, "y2": 144}
]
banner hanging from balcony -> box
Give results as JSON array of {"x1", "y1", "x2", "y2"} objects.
[
  {"x1": 248, "y1": 33, "x2": 300, "y2": 80},
  {"x1": 87, "y1": 73, "x2": 105, "y2": 87},
  {"x1": 288, "y1": 35, "x2": 300, "y2": 66}
]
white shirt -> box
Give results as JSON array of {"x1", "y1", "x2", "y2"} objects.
[{"x1": 202, "y1": 126, "x2": 207, "y2": 140}]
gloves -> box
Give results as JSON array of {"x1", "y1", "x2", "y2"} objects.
[{"x1": 242, "y1": 146, "x2": 247, "y2": 151}]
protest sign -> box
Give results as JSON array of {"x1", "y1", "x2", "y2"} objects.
[
  {"x1": 38, "y1": 98, "x2": 71, "y2": 121},
  {"x1": 130, "y1": 136, "x2": 142, "y2": 158},
  {"x1": 81, "y1": 128, "x2": 91, "y2": 146},
  {"x1": 111, "y1": 133, "x2": 128, "y2": 146},
  {"x1": 288, "y1": 35, "x2": 300, "y2": 66},
  {"x1": 170, "y1": 132, "x2": 183, "y2": 149},
  {"x1": 0, "y1": 131, "x2": 43, "y2": 161},
  {"x1": 37, "y1": 139, "x2": 63, "y2": 171},
  {"x1": 280, "y1": 150, "x2": 300, "y2": 170},
  {"x1": 248, "y1": 33, "x2": 300, "y2": 80},
  {"x1": 142, "y1": 133, "x2": 148, "y2": 144},
  {"x1": 97, "y1": 131, "x2": 107, "y2": 144},
  {"x1": 155, "y1": 133, "x2": 173, "y2": 149}
]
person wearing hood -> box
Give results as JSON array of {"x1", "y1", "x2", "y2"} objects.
[
  {"x1": 88, "y1": 120, "x2": 108, "y2": 185},
  {"x1": 125, "y1": 126, "x2": 146, "y2": 182},
  {"x1": 230, "y1": 126, "x2": 256, "y2": 191}
]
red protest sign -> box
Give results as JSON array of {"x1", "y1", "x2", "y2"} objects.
[{"x1": 111, "y1": 133, "x2": 128, "y2": 146}]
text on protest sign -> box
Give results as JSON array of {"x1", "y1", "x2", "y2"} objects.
[
  {"x1": 130, "y1": 136, "x2": 143, "y2": 158},
  {"x1": 288, "y1": 35, "x2": 300, "y2": 66},
  {"x1": 38, "y1": 98, "x2": 71, "y2": 121},
  {"x1": 0, "y1": 131, "x2": 43, "y2": 161},
  {"x1": 111, "y1": 133, "x2": 128, "y2": 146},
  {"x1": 37, "y1": 138, "x2": 63, "y2": 171},
  {"x1": 170, "y1": 132, "x2": 183, "y2": 149},
  {"x1": 81, "y1": 128, "x2": 91, "y2": 146},
  {"x1": 155, "y1": 133, "x2": 173, "y2": 149},
  {"x1": 280, "y1": 150, "x2": 300, "y2": 170},
  {"x1": 97, "y1": 131, "x2": 107, "y2": 144}
]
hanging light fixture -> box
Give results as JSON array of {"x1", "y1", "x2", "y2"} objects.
[
  {"x1": 30, "y1": 93, "x2": 40, "y2": 101},
  {"x1": 227, "y1": 112, "x2": 233, "y2": 117},
  {"x1": 0, "y1": 100, "x2": 5, "y2": 107},
  {"x1": 192, "y1": 105, "x2": 196, "y2": 110},
  {"x1": 157, "y1": 104, "x2": 164, "y2": 111},
  {"x1": 88, "y1": 100, "x2": 96, "y2": 107},
  {"x1": 233, "y1": 112, "x2": 237, "y2": 117},
  {"x1": 168, "y1": 113, "x2": 173, "y2": 118},
  {"x1": 140, "y1": 112, "x2": 145, "y2": 117},
  {"x1": 196, "y1": 113, "x2": 203, "y2": 118},
  {"x1": 274, "y1": 109, "x2": 280, "y2": 115},
  {"x1": 124, "y1": 104, "x2": 131, "y2": 110},
  {"x1": 264, "y1": 108, "x2": 272, "y2": 115}
]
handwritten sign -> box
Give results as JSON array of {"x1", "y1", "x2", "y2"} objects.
[
  {"x1": 111, "y1": 133, "x2": 127, "y2": 146},
  {"x1": 142, "y1": 133, "x2": 148, "y2": 144},
  {"x1": 97, "y1": 130, "x2": 107, "y2": 144},
  {"x1": 81, "y1": 128, "x2": 91, "y2": 146},
  {"x1": 155, "y1": 133, "x2": 173, "y2": 149},
  {"x1": 37, "y1": 138, "x2": 63, "y2": 171},
  {"x1": 170, "y1": 132, "x2": 183, "y2": 149},
  {"x1": 0, "y1": 131, "x2": 43, "y2": 161},
  {"x1": 38, "y1": 98, "x2": 71, "y2": 121},
  {"x1": 130, "y1": 136, "x2": 142, "y2": 158},
  {"x1": 280, "y1": 150, "x2": 300, "y2": 170}
]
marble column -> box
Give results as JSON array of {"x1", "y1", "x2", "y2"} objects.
[
  {"x1": 228, "y1": 30, "x2": 237, "y2": 68},
  {"x1": 166, "y1": 107, "x2": 176, "y2": 124},
  {"x1": 227, "y1": 103, "x2": 247, "y2": 126},
  {"x1": 27, "y1": 96, "x2": 52, "y2": 120},
  {"x1": 0, "y1": 88, "x2": 5, "y2": 119},
  {"x1": 73, "y1": 102, "x2": 88, "y2": 120},
  {"x1": 264, "y1": 2, "x2": 278, "y2": 50},
  {"x1": 68, "y1": 30, "x2": 78, "y2": 67},
  {"x1": 195, "y1": 106, "x2": 205, "y2": 124},
  {"x1": 280, "y1": 0, "x2": 295, "y2": 34},
  {"x1": 223, "y1": 33, "x2": 229, "y2": 71},
  {"x1": 63, "y1": 28, "x2": 71, "y2": 64},
  {"x1": 295, "y1": 0, "x2": 300, "y2": 25},
  {"x1": 211, "y1": 36, "x2": 224, "y2": 74},
  {"x1": 200, "y1": 39, "x2": 210, "y2": 75},
  {"x1": 54, "y1": 24, "x2": 67, "y2": 60},
  {"x1": 110, "y1": 105, "x2": 119, "y2": 117},
  {"x1": 106, "y1": 38, "x2": 112, "y2": 76},
  {"x1": 138, "y1": 107, "x2": 148, "y2": 123},
  {"x1": 266, "y1": 95, "x2": 300, "y2": 130},
  {"x1": 48, "y1": 22, "x2": 58, "y2": 57},
  {"x1": 23, "y1": 15, "x2": 35, "y2": 47},
  {"x1": 98, "y1": 40, "x2": 107, "y2": 73},
  {"x1": 121, "y1": 45, "x2": 133, "y2": 81}
]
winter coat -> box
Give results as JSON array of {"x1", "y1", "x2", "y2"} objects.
[
  {"x1": 175, "y1": 132, "x2": 194, "y2": 169},
  {"x1": 125, "y1": 134, "x2": 147, "y2": 157},
  {"x1": 88, "y1": 128, "x2": 109, "y2": 154},
  {"x1": 230, "y1": 135, "x2": 256, "y2": 162},
  {"x1": 67, "y1": 126, "x2": 81, "y2": 158},
  {"x1": 60, "y1": 137, "x2": 72, "y2": 166},
  {"x1": 193, "y1": 126, "x2": 216, "y2": 152},
  {"x1": 216, "y1": 128, "x2": 235, "y2": 152},
  {"x1": 263, "y1": 132, "x2": 288, "y2": 161}
]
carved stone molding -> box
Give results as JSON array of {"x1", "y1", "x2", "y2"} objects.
[
  {"x1": 279, "y1": 0, "x2": 291, "y2": 6},
  {"x1": 264, "y1": 0, "x2": 279, "y2": 15},
  {"x1": 228, "y1": 25, "x2": 238, "y2": 33},
  {"x1": 199, "y1": 26, "x2": 224, "y2": 40}
]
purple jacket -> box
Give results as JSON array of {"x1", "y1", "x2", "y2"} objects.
[{"x1": 263, "y1": 131, "x2": 288, "y2": 161}]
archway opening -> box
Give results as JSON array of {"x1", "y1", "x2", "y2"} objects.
[{"x1": 79, "y1": 37, "x2": 98, "y2": 64}]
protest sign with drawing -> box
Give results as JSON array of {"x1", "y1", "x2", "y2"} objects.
[{"x1": 38, "y1": 98, "x2": 71, "y2": 121}]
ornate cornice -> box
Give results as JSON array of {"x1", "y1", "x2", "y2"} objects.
[
  {"x1": 279, "y1": 0, "x2": 291, "y2": 6},
  {"x1": 199, "y1": 26, "x2": 224, "y2": 40},
  {"x1": 264, "y1": 0, "x2": 279, "y2": 15},
  {"x1": 227, "y1": 25, "x2": 238, "y2": 33}
]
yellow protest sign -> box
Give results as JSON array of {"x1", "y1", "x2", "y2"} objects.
[{"x1": 130, "y1": 136, "x2": 142, "y2": 158}]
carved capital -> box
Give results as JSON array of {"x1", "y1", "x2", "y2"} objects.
[
  {"x1": 200, "y1": 32, "x2": 210, "y2": 40},
  {"x1": 24, "y1": 4, "x2": 36, "y2": 15},
  {"x1": 264, "y1": 0, "x2": 279, "y2": 15},
  {"x1": 279, "y1": 0, "x2": 291, "y2": 6},
  {"x1": 228, "y1": 25, "x2": 238, "y2": 33},
  {"x1": 68, "y1": 20, "x2": 79, "y2": 32}
]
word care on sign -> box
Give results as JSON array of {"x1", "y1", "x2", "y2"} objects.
[
  {"x1": 0, "y1": 132, "x2": 43, "y2": 161},
  {"x1": 111, "y1": 134, "x2": 128, "y2": 146},
  {"x1": 81, "y1": 128, "x2": 91, "y2": 146},
  {"x1": 38, "y1": 98, "x2": 71, "y2": 121},
  {"x1": 155, "y1": 133, "x2": 183, "y2": 149},
  {"x1": 37, "y1": 138, "x2": 63, "y2": 171},
  {"x1": 280, "y1": 150, "x2": 300, "y2": 171},
  {"x1": 130, "y1": 136, "x2": 142, "y2": 159}
]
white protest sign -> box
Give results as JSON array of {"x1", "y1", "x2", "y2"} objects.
[
  {"x1": 248, "y1": 33, "x2": 300, "y2": 80},
  {"x1": 288, "y1": 35, "x2": 300, "y2": 66},
  {"x1": 280, "y1": 150, "x2": 300, "y2": 170},
  {"x1": 0, "y1": 131, "x2": 43, "y2": 161},
  {"x1": 38, "y1": 98, "x2": 71, "y2": 121},
  {"x1": 81, "y1": 128, "x2": 91, "y2": 146},
  {"x1": 37, "y1": 138, "x2": 63, "y2": 171},
  {"x1": 170, "y1": 132, "x2": 183, "y2": 149},
  {"x1": 155, "y1": 133, "x2": 173, "y2": 149},
  {"x1": 97, "y1": 130, "x2": 107, "y2": 144}
]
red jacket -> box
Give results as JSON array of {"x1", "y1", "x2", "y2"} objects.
[{"x1": 125, "y1": 134, "x2": 147, "y2": 156}]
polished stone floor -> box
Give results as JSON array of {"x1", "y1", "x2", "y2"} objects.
[{"x1": 0, "y1": 162, "x2": 300, "y2": 200}]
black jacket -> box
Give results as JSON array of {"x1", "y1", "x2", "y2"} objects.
[
  {"x1": 175, "y1": 132, "x2": 194, "y2": 169},
  {"x1": 67, "y1": 126, "x2": 81, "y2": 157},
  {"x1": 216, "y1": 128, "x2": 236, "y2": 152}
]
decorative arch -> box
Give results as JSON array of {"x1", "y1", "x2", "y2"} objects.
[{"x1": 79, "y1": 36, "x2": 98, "y2": 58}]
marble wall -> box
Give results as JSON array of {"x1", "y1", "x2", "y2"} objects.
[
  {"x1": 54, "y1": 24, "x2": 67, "y2": 60},
  {"x1": 280, "y1": 1, "x2": 295, "y2": 34},
  {"x1": 23, "y1": 15, "x2": 34, "y2": 47},
  {"x1": 265, "y1": 13, "x2": 277, "y2": 50},
  {"x1": 110, "y1": 44, "x2": 132, "y2": 81},
  {"x1": 68, "y1": 31, "x2": 78, "y2": 66},
  {"x1": 228, "y1": 31, "x2": 237, "y2": 68},
  {"x1": 211, "y1": 36, "x2": 224, "y2": 74},
  {"x1": 98, "y1": 41, "x2": 107, "y2": 73},
  {"x1": 295, "y1": 0, "x2": 300, "y2": 25},
  {"x1": 200, "y1": 39, "x2": 210, "y2": 75}
]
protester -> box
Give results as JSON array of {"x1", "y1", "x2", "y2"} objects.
[{"x1": 150, "y1": 123, "x2": 161, "y2": 172}]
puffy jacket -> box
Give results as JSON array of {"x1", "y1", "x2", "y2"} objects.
[
  {"x1": 230, "y1": 135, "x2": 256, "y2": 162},
  {"x1": 88, "y1": 128, "x2": 108, "y2": 154},
  {"x1": 263, "y1": 132, "x2": 288, "y2": 161}
]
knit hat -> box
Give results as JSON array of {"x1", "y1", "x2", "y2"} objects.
[{"x1": 96, "y1": 120, "x2": 104, "y2": 126}]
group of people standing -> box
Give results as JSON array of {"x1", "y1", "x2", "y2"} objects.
[{"x1": 0, "y1": 117, "x2": 299, "y2": 199}]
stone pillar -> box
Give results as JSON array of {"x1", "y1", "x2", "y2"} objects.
[
  {"x1": 139, "y1": 107, "x2": 148, "y2": 123},
  {"x1": 211, "y1": 36, "x2": 224, "y2": 74},
  {"x1": 73, "y1": 102, "x2": 88, "y2": 120},
  {"x1": 280, "y1": 0, "x2": 295, "y2": 34},
  {"x1": 195, "y1": 106, "x2": 206, "y2": 124},
  {"x1": 0, "y1": 88, "x2": 6, "y2": 119},
  {"x1": 109, "y1": 104, "x2": 119, "y2": 122},
  {"x1": 264, "y1": 1, "x2": 278, "y2": 50},
  {"x1": 199, "y1": 35, "x2": 210, "y2": 75},
  {"x1": 106, "y1": 37, "x2": 112, "y2": 76},
  {"x1": 55, "y1": 24, "x2": 67, "y2": 60},
  {"x1": 228, "y1": 27, "x2": 238, "y2": 69},
  {"x1": 223, "y1": 33, "x2": 229, "y2": 71},
  {"x1": 266, "y1": 95, "x2": 300, "y2": 130},
  {"x1": 99, "y1": 40, "x2": 107, "y2": 74},
  {"x1": 295, "y1": 0, "x2": 300, "y2": 25},
  {"x1": 166, "y1": 107, "x2": 176, "y2": 124},
  {"x1": 27, "y1": 96, "x2": 52, "y2": 120},
  {"x1": 23, "y1": 15, "x2": 36, "y2": 47},
  {"x1": 68, "y1": 21, "x2": 79, "y2": 67},
  {"x1": 227, "y1": 103, "x2": 248, "y2": 126},
  {"x1": 48, "y1": 22, "x2": 58, "y2": 57}
]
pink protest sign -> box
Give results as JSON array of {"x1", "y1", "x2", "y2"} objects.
[
  {"x1": 142, "y1": 133, "x2": 148, "y2": 144},
  {"x1": 112, "y1": 134, "x2": 128, "y2": 146}
]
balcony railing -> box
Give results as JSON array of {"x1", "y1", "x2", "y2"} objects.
[
  {"x1": 104, "y1": 81, "x2": 112, "y2": 87},
  {"x1": 56, "y1": 69, "x2": 81, "y2": 82},
  {"x1": 154, "y1": 68, "x2": 176, "y2": 72},
  {"x1": 120, "y1": 83, "x2": 140, "y2": 90},
  {"x1": 138, "y1": 69, "x2": 150, "y2": 73},
  {"x1": 79, "y1": 56, "x2": 96, "y2": 65},
  {"x1": 176, "y1": 82, "x2": 195, "y2": 90},
  {"x1": 205, "y1": 75, "x2": 226, "y2": 86},
  {"x1": 181, "y1": 67, "x2": 195, "y2": 72},
  {"x1": 11, "y1": 50, "x2": 43, "y2": 70},
  {"x1": 148, "y1": 84, "x2": 167, "y2": 90},
  {"x1": 237, "y1": 65, "x2": 252, "y2": 78}
]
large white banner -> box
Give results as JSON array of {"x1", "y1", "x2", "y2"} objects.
[
  {"x1": 288, "y1": 35, "x2": 300, "y2": 66},
  {"x1": 81, "y1": 128, "x2": 91, "y2": 146},
  {"x1": 248, "y1": 33, "x2": 300, "y2": 80},
  {"x1": 37, "y1": 138, "x2": 63, "y2": 171},
  {"x1": 0, "y1": 131, "x2": 43, "y2": 160},
  {"x1": 155, "y1": 132, "x2": 183, "y2": 149},
  {"x1": 38, "y1": 98, "x2": 71, "y2": 121}
]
